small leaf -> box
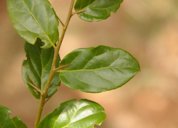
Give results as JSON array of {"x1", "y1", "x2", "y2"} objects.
[
  {"x1": 22, "y1": 41, "x2": 60, "y2": 99},
  {"x1": 7, "y1": 0, "x2": 59, "y2": 48},
  {"x1": 0, "y1": 105, "x2": 27, "y2": 128},
  {"x1": 60, "y1": 45, "x2": 140, "y2": 93},
  {"x1": 38, "y1": 99, "x2": 106, "y2": 128},
  {"x1": 74, "y1": 0, "x2": 123, "y2": 21}
]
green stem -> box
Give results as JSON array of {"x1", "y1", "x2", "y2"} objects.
[{"x1": 34, "y1": 0, "x2": 75, "y2": 127}]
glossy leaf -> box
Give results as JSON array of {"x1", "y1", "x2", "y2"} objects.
[
  {"x1": 74, "y1": 0, "x2": 123, "y2": 21},
  {"x1": 60, "y1": 45, "x2": 140, "y2": 93},
  {"x1": 38, "y1": 99, "x2": 106, "y2": 128},
  {"x1": 22, "y1": 41, "x2": 60, "y2": 99},
  {"x1": 7, "y1": 0, "x2": 59, "y2": 48},
  {"x1": 0, "y1": 105, "x2": 27, "y2": 128}
]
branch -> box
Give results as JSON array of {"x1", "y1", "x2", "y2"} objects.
[{"x1": 34, "y1": 0, "x2": 76, "y2": 127}]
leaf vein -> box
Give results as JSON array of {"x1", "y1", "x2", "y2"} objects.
[{"x1": 94, "y1": 72, "x2": 114, "y2": 85}]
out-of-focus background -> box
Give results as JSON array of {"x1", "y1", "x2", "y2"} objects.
[{"x1": 1, "y1": 0, "x2": 178, "y2": 128}]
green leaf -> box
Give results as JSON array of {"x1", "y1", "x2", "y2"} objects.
[
  {"x1": 74, "y1": 0, "x2": 123, "y2": 21},
  {"x1": 22, "y1": 41, "x2": 60, "y2": 99},
  {"x1": 7, "y1": 0, "x2": 59, "y2": 48},
  {"x1": 59, "y1": 45, "x2": 140, "y2": 93},
  {"x1": 38, "y1": 99, "x2": 106, "y2": 128},
  {"x1": 0, "y1": 105, "x2": 27, "y2": 128}
]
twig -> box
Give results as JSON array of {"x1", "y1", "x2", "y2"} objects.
[
  {"x1": 57, "y1": 17, "x2": 65, "y2": 27},
  {"x1": 34, "y1": 1, "x2": 76, "y2": 127}
]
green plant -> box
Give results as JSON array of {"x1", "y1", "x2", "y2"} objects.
[{"x1": 1, "y1": 0, "x2": 140, "y2": 128}]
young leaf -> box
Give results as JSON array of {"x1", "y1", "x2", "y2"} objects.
[
  {"x1": 38, "y1": 99, "x2": 106, "y2": 128},
  {"x1": 74, "y1": 0, "x2": 123, "y2": 21},
  {"x1": 22, "y1": 41, "x2": 60, "y2": 99},
  {"x1": 0, "y1": 105, "x2": 27, "y2": 128},
  {"x1": 7, "y1": 0, "x2": 59, "y2": 48},
  {"x1": 59, "y1": 45, "x2": 140, "y2": 93}
]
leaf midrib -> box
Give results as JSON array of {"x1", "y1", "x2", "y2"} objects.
[
  {"x1": 52, "y1": 103, "x2": 87, "y2": 128},
  {"x1": 60, "y1": 66, "x2": 130, "y2": 73},
  {"x1": 66, "y1": 111, "x2": 105, "y2": 127}
]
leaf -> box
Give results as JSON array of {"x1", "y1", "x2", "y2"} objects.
[
  {"x1": 0, "y1": 105, "x2": 27, "y2": 128},
  {"x1": 74, "y1": 0, "x2": 123, "y2": 22},
  {"x1": 38, "y1": 99, "x2": 106, "y2": 128},
  {"x1": 22, "y1": 41, "x2": 60, "y2": 99},
  {"x1": 7, "y1": 0, "x2": 59, "y2": 48},
  {"x1": 59, "y1": 45, "x2": 140, "y2": 93}
]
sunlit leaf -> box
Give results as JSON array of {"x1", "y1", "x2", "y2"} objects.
[
  {"x1": 60, "y1": 45, "x2": 140, "y2": 93},
  {"x1": 7, "y1": 0, "x2": 59, "y2": 48},
  {"x1": 38, "y1": 99, "x2": 106, "y2": 128}
]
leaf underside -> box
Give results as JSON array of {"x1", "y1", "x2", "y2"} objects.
[
  {"x1": 60, "y1": 45, "x2": 140, "y2": 93},
  {"x1": 38, "y1": 99, "x2": 106, "y2": 128},
  {"x1": 22, "y1": 41, "x2": 60, "y2": 99},
  {"x1": 7, "y1": 0, "x2": 59, "y2": 48},
  {"x1": 0, "y1": 105, "x2": 27, "y2": 128},
  {"x1": 74, "y1": 0, "x2": 123, "y2": 21}
]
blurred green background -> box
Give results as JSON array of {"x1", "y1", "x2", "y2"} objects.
[{"x1": 1, "y1": 0, "x2": 178, "y2": 127}]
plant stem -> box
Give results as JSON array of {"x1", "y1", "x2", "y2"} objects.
[
  {"x1": 34, "y1": 0, "x2": 75, "y2": 128},
  {"x1": 58, "y1": 17, "x2": 65, "y2": 27}
]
